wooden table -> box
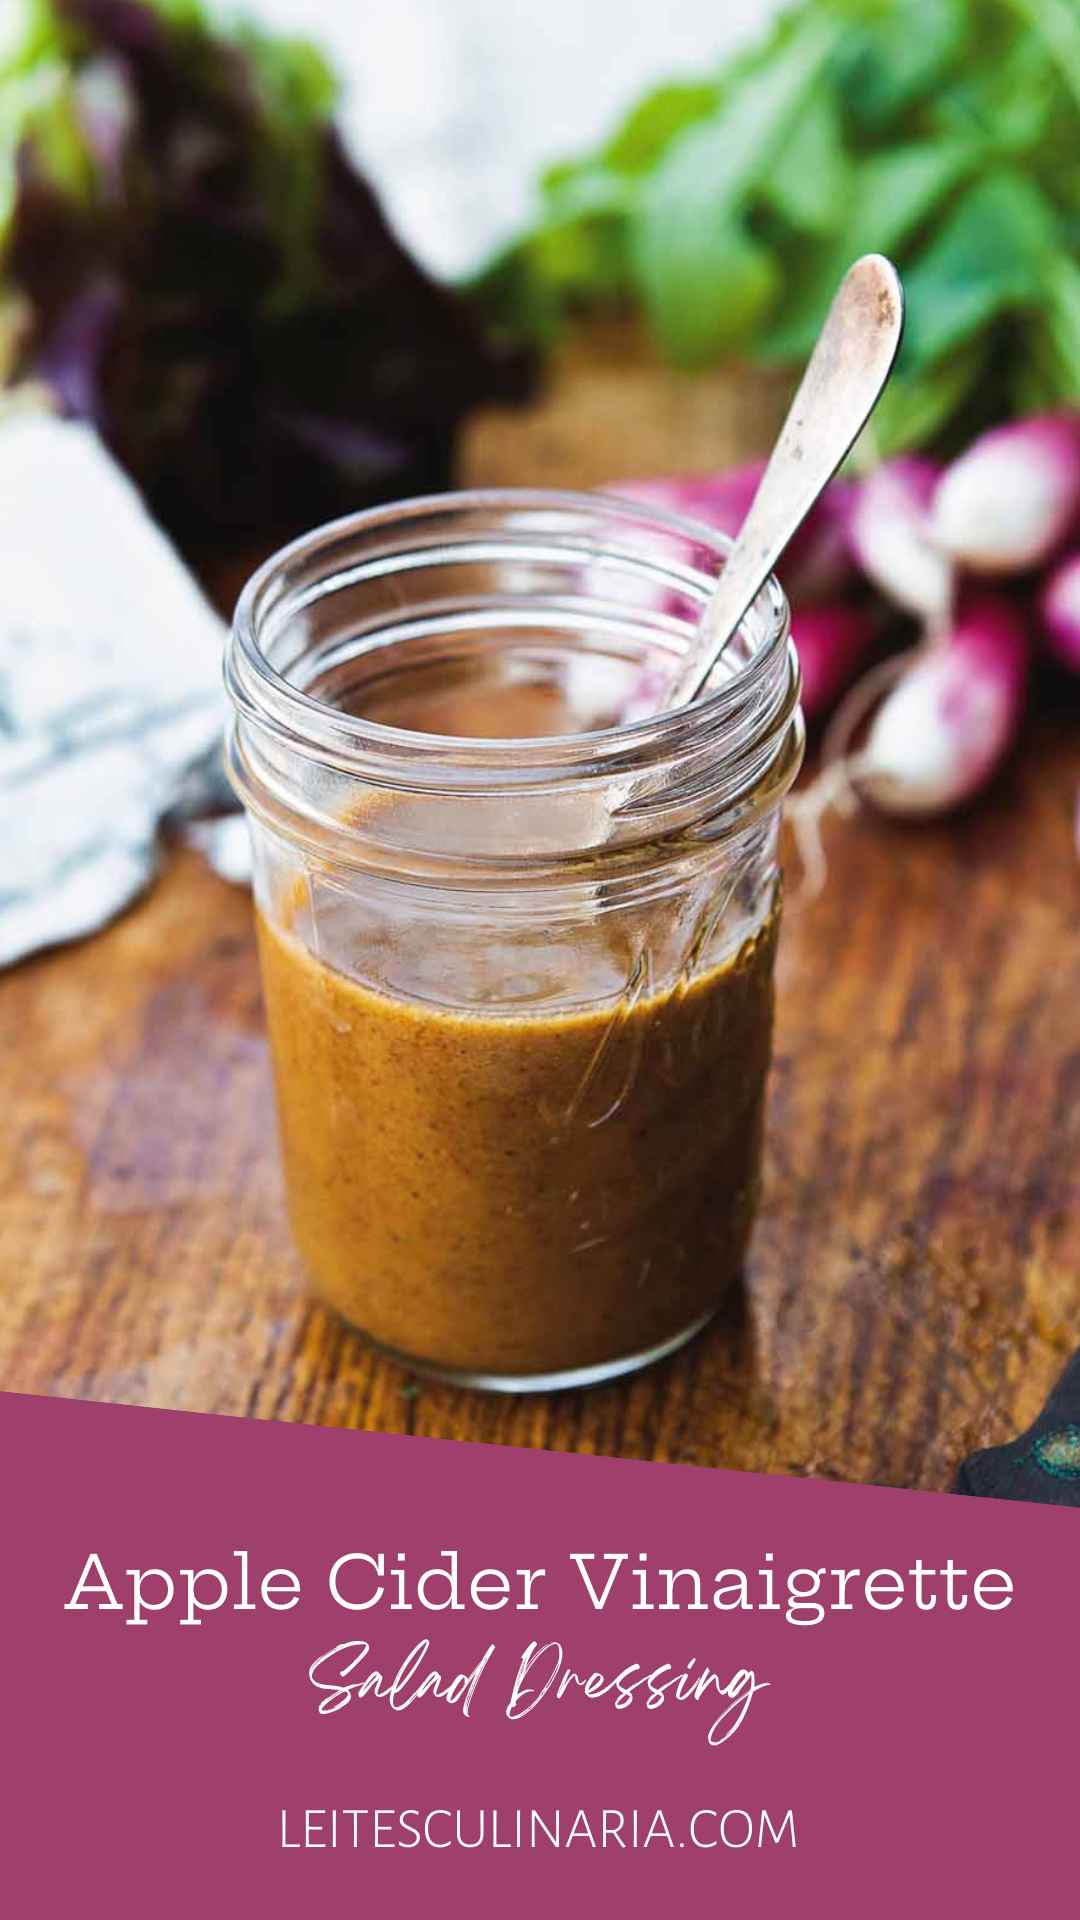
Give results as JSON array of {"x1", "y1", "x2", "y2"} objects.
[{"x1": 3, "y1": 332, "x2": 1078, "y2": 1488}]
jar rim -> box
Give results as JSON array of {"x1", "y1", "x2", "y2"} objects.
[{"x1": 226, "y1": 486, "x2": 795, "y2": 795}]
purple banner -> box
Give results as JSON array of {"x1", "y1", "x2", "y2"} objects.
[{"x1": 4, "y1": 1391, "x2": 1072, "y2": 1912}]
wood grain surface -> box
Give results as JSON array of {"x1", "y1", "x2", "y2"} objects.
[{"x1": 3, "y1": 329, "x2": 1078, "y2": 1487}]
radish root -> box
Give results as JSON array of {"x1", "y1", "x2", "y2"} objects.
[{"x1": 784, "y1": 650, "x2": 919, "y2": 902}]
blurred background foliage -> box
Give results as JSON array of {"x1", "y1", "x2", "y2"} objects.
[
  {"x1": 0, "y1": 0, "x2": 1075, "y2": 532},
  {"x1": 476, "y1": 0, "x2": 1080, "y2": 453}
]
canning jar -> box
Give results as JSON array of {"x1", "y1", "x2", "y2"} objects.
[{"x1": 226, "y1": 489, "x2": 803, "y2": 1390}]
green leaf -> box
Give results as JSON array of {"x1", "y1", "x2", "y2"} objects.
[
  {"x1": 629, "y1": 13, "x2": 837, "y2": 364},
  {"x1": 0, "y1": 60, "x2": 92, "y2": 238},
  {"x1": 601, "y1": 81, "x2": 721, "y2": 175},
  {"x1": 1031, "y1": 252, "x2": 1080, "y2": 397},
  {"x1": 633, "y1": 214, "x2": 780, "y2": 365},
  {"x1": 539, "y1": 167, "x2": 630, "y2": 224},
  {"x1": 147, "y1": 0, "x2": 211, "y2": 28},
  {"x1": 1012, "y1": 0, "x2": 1080, "y2": 119},
  {"x1": 830, "y1": 0, "x2": 970, "y2": 127},
  {"x1": 757, "y1": 135, "x2": 980, "y2": 364},
  {"x1": 637, "y1": 14, "x2": 837, "y2": 223},
  {"x1": 847, "y1": 138, "x2": 986, "y2": 257},
  {"x1": 472, "y1": 176, "x2": 632, "y2": 343},
  {"x1": 869, "y1": 341, "x2": 986, "y2": 455},
  {"x1": 468, "y1": 243, "x2": 565, "y2": 347},
  {"x1": 761, "y1": 86, "x2": 849, "y2": 234},
  {"x1": 903, "y1": 168, "x2": 1061, "y2": 366},
  {"x1": 528, "y1": 208, "x2": 629, "y2": 303},
  {"x1": 236, "y1": 27, "x2": 339, "y2": 128},
  {"x1": 470, "y1": 0, "x2": 1080, "y2": 445},
  {"x1": 0, "y1": 0, "x2": 63, "y2": 76},
  {"x1": 932, "y1": 26, "x2": 1055, "y2": 152}
]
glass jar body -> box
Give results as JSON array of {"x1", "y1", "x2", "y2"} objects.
[{"x1": 228, "y1": 491, "x2": 802, "y2": 1388}]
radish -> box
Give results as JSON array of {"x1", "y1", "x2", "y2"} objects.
[
  {"x1": 790, "y1": 602, "x2": 876, "y2": 722},
  {"x1": 846, "y1": 456, "x2": 951, "y2": 624},
  {"x1": 783, "y1": 480, "x2": 856, "y2": 604},
  {"x1": 613, "y1": 463, "x2": 855, "y2": 604},
  {"x1": 851, "y1": 595, "x2": 1029, "y2": 816},
  {"x1": 786, "y1": 595, "x2": 1030, "y2": 893},
  {"x1": 1039, "y1": 551, "x2": 1080, "y2": 676},
  {"x1": 608, "y1": 597, "x2": 872, "y2": 726},
  {"x1": 612, "y1": 598, "x2": 872, "y2": 727},
  {"x1": 607, "y1": 599, "x2": 864, "y2": 725},
  {"x1": 932, "y1": 413, "x2": 1080, "y2": 576},
  {"x1": 615, "y1": 465, "x2": 761, "y2": 536}
]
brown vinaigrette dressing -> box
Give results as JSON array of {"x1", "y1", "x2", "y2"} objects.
[{"x1": 256, "y1": 678, "x2": 779, "y2": 1379}]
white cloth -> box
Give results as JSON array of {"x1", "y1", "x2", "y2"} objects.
[
  {"x1": 0, "y1": 412, "x2": 236, "y2": 967},
  {"x1": 256, "y1": 0, "x2": 772, "y2": 277}
]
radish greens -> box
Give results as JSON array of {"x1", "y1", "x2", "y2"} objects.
[{"x1": 477, "y1": 0, "x2": 1080, "y2": 454}]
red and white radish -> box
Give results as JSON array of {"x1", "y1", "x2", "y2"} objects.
[
  {"x1": 787, "y1": 594, "x2": 1031, "y2": 894},
  {"x1": 851, "y1": 594, "x2": 1029, "y2": 816},
  {"x1": 771, "y1": 474, "x2": 855, "y2": 606},
  {"x1": 614, "y1": 463, "x2": 856, "y2": 605},
  {"x1": 1039, "y1": 551, "x2": 1080, "y2": 676},
  {"x1": 615, "y1": 466, "x2": 762, "y2": 538},
  {"x1": 791, "y1": 602, "x2": 876, "y2": 722},
  {"x1": 846, "y1": 456, "x2": 951, "y2": 624},
  {"x1": 932, "y1": 413, "x2": 1080, "y2": 576},
  {"x1": 608, "y1": 601, "x2": 871, "y2": 727}
]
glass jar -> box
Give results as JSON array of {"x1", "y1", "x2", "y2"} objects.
[{"x1": 226, "y1": 489, "x2": 803, "y2": 1391}]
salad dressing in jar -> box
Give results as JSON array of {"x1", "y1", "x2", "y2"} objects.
[{"x1": 227, "y1": 491, "x2": 803, "y2": 1388}]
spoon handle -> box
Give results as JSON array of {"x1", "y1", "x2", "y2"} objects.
[{"x1": 663, "y1": 253, "x2": 904, "y2": 711}]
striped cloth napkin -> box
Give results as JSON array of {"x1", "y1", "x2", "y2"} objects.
[{"x1": 0, "y1": 409, "x2": 244, "y2": 968}]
